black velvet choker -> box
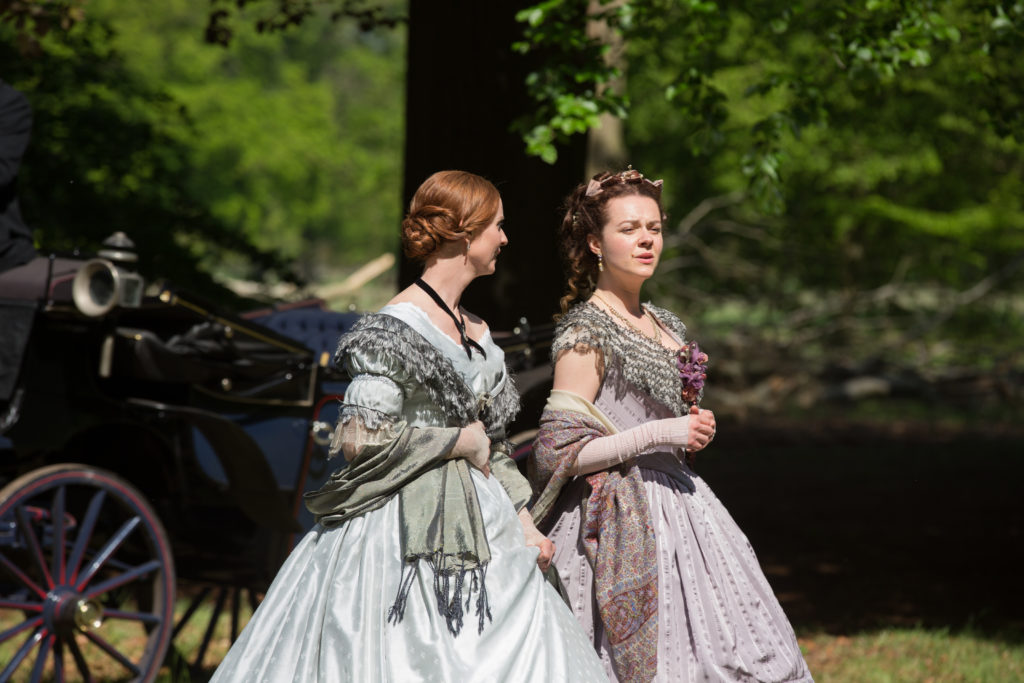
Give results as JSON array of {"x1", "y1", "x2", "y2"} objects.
[{"x1": 414, "y1": 278, "x2": 486, "y2": 359}]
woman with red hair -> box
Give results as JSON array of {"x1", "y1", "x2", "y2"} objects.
[{"x1": 211, "y1": 170, "x2": 607, "y2": 682}]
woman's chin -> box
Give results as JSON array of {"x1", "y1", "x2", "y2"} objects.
[{"x1": 474, "y1": 262, "x2": 498, "y2": 278}]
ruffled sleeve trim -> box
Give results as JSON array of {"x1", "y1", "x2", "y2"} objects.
[{"x1": 335, "y1": 312, "x2": 520, "y2": 436}]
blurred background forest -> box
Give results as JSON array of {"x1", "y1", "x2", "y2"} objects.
[
  {"x1": 2, "y1": 0, "x2": 406, "y2": 309},
  {"x1": 2, "y1": 1, "x2": 1024, "y2": 680},
  {"x1": 3, "y1": 0, "x2": 1021, "y2": 424}
]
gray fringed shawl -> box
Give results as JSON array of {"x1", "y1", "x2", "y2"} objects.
[{"x1": 304, "y1": 313, "x2": 529, "y2": 636}]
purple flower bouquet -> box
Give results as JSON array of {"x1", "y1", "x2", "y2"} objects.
[{"x1": 676, "y1": 341, "x2": 708, "y2": 407}]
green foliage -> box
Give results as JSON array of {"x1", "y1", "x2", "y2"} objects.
[
  {"x1": 513, "y1": 0, "x2": 627, "y2": 163},
  {"x1": 83, "y1": 0, "x2": 406, "y2": 279},
  {"x1": 0, "y1": 0, "x2": 85, "y2": 53},
  {"x1": 2, "y1": 0, "x2": 405, "y2": 301},
  {"x1": 606, "y1": 2, "x2": 1024, "y2": 377},
  {"x1": 516, "y1": 1, "x2": 1023, "y2": 216},
  {"x1": 1, "y1": 20, "x2": 297, "y2": 305},
  {"x1": 202, "y1": 0, "x2": 405, "y2": 47}
]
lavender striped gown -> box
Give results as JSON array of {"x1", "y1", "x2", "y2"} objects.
[{"x1": 540, "y1": 362, "x2": 813, "y2": 682}]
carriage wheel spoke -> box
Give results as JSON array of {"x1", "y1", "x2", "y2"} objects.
[
  {"x1": 172, "y1": 585, "x2": 211, "y2": 640},
  {"x1": 82, "y1": 559, "x2": 161, "y2": 599},
  {"x1": 104, "y1": 607, "x2": 162, "y2": 625},
  {"x1": 0, "y1": 613, "x2": 42, "y2": 644},
  {"x1": 29, "y1": 631, "x2": 53, "y2": 683},
  {"x1": 231, "y1": 587, "x2": 242, "y2": 641},
  {"x1": 0, "y1": 598, "x2": 43, "y2": 612},
  {"x1": 194, "y1": 587, "x2": 229, "y2": 669},
  {"x1": 67, "y1": 635, "x2": 94, "y2": 683},
  {"x1": 0, "y1": 550, "x2": 47, "y2": 599},
  {"x1": 67, "y1": 490, "x2": 106, "y2": 585},
  {"x1": 15, "y1": 505, "x2": 54, "y2": 590},
  {"x1": 0, "y1": 625, "x2": 45, "y2": 681},
  {"x1": 51, "y1": 486, "x2": 67, "y2": 587},
  {"x1": 83, "y1": 629, "x2": 142, "y2": 676},
  {"x1": 53, "y1": 636, "x2": 65, "y2": 683},
  {"x1": 75, "y1": 516, "x2": 141, "y2": 590}
]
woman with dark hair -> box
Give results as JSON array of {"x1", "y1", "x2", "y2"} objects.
[
  {"x1": 211, "y1": 170, "x2": 607, "y2": 682},
  {"x1": 530, "y1": 168, "x2": 812, "y2": 682}
]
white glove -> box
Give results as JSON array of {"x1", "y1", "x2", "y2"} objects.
[{"x1": 570, "y1": 416, "x2": 691, "y2": 476}]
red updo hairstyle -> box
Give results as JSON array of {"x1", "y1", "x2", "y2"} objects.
[{"x1": 401, "y1": 170, "x2": 501, "y2": 261}]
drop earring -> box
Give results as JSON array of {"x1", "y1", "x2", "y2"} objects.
[{"x1": 597, "y1": 253, "x2": 604, "y2": 272}]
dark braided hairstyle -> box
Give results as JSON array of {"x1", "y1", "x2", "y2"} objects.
[{"x1": 556, "y1": 168, "x2": 665, "y2": 314}]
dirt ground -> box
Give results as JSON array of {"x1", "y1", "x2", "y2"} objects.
[{"x1": 696, "y1": 415, "x2": 1024, "y2": 641}]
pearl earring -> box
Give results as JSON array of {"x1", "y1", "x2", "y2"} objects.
[{"x1": 597, "y1": 253, "x2": 604, "y2": 272}]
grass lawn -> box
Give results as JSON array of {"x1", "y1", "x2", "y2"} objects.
[{"x1": 800, "y1": 628, "x2": 1024, "y2": 682}]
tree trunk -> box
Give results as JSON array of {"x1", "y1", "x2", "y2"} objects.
[{"x1": 402, "y1": 0, "x2": 586, "y2": 330}]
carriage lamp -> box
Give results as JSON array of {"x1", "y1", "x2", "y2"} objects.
[{"x1": 71, "y1": 231, "x2": 145, "y2": 316}]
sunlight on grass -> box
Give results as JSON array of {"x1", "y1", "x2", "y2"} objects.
[
  {"x1": 9, "y1": 600, "x2": 1023, "y2": 681},
  {"x1": 0, "y1": 593, "x2": 256, "y2": 683},
  {"x1": 157, "y1": 592, "x2": 258, "y2": 681},
  {"x1": 0, "y1": 602, "x2": 157, "y2": 682},
  {"x1": 801, "y1": 627, "x2": 1024, "y2": 682}
]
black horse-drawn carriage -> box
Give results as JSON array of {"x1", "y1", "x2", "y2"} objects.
[{"x1": 0, "y1": 236, "x2": 552, "y2": 682}]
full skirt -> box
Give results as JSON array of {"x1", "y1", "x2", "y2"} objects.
[
  {"x1": 211, "y1": 469, "x2": 608, "y2": 682},
  {"x1": 544, "y1": 466, "x2": 813, "y2": 682}
]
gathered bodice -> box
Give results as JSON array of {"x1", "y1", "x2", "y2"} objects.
[
  {"x1": 552, "y1": 301, "x2": 690, "y2": 417},
  {"x1": 342, "y1": 302, "x2": 511, "y2": 431},
  {"x1": 385, "y1": 302, "x2": 509, "y2": 427}
]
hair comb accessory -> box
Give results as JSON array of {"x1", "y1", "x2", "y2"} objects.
[{"x1": 585, "y1": 165, "x2": 663, "y2": 199}]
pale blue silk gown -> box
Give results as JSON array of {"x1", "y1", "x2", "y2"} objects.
[{"x1": 210, "y1": 302, "x2": 607, "y2": 682}]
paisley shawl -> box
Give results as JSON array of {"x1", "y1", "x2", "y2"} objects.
[{"x1": 531, "y1": 300, "x2": 690, "y2": 682}]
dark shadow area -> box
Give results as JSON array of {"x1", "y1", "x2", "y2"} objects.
[
  {"x1": 179, "y1": 414, "x2": 1024, "y2": 682},
  {"x1": 698, "y1": 415, "x2": 1024, "y2": 643}
]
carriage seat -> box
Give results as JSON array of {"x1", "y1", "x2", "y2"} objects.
[{"x1": 246, "y1": 301, "x2": 361, "y2": 369}]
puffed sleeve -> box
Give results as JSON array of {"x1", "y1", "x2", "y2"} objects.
[
  {"x1": 550, "y1": 305, "x2": 612, "y2": 378},
  {"x1": 329, "y1": 346, "x2": 413, "y2": 460}
]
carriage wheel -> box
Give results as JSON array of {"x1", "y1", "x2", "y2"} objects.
[
  {"x1": 0, "y1": 464, "x2": 176, "y2": 683},
  {"x1": 172, "y1": 584, "x2": 262, "y2": 673}
]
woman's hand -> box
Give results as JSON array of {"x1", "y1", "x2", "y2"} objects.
[
  {"x1": 684, "y1": 405, "x2": 716, "y2": 452},
  {"x1": 449, "y1": 421, "x2": 491, "y2": 477},
  {"x1": 518, "y1": 508, "x2": 554, "y2": 571}
]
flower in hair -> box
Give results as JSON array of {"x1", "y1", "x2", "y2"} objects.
[{"x1": 585, "y1": 164, "x2": 664, "y2": 199}]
